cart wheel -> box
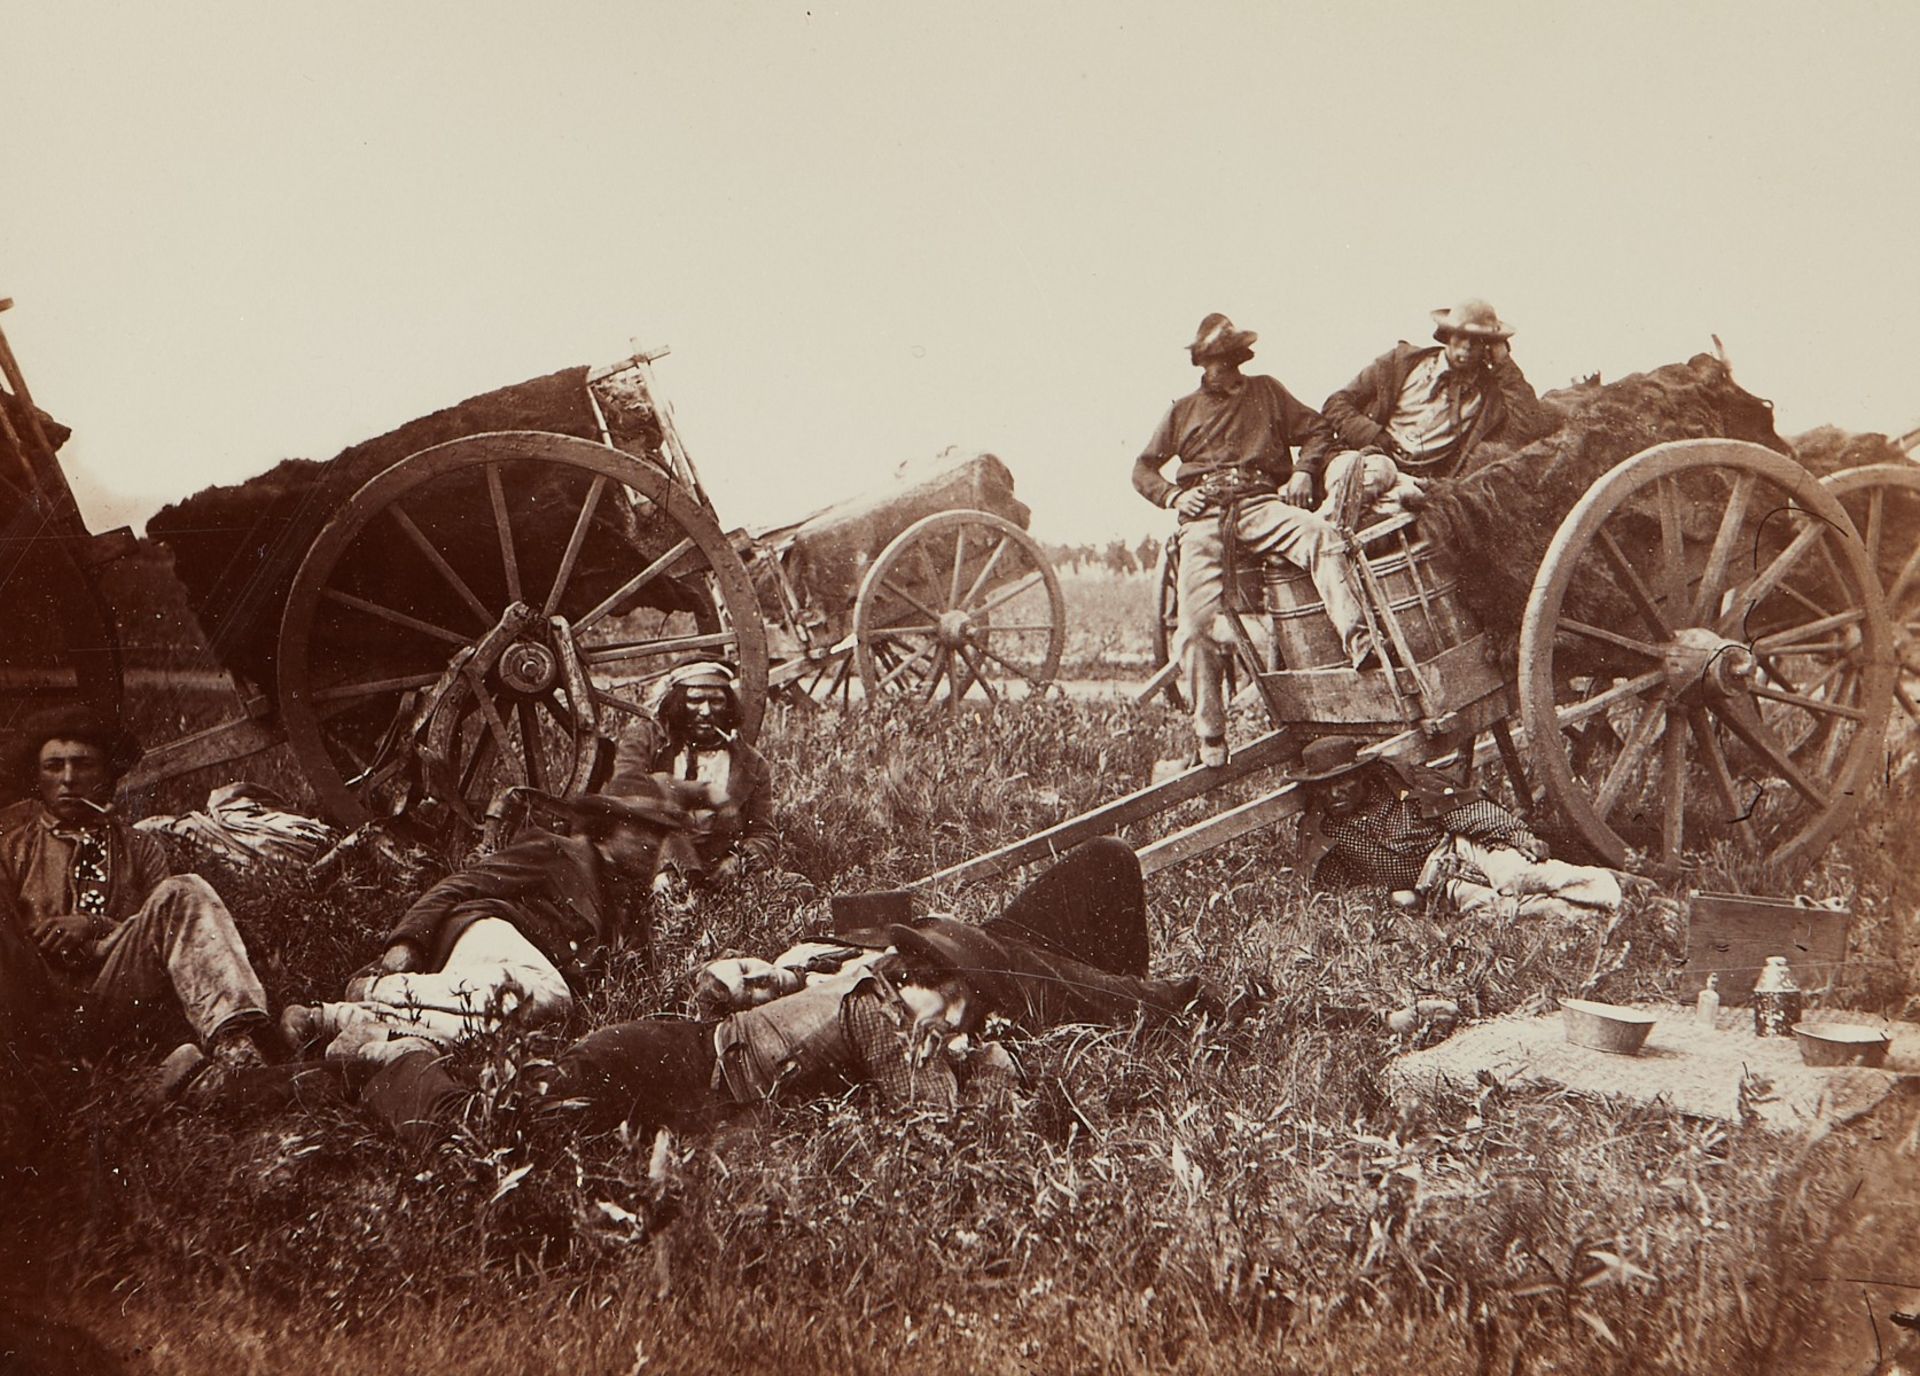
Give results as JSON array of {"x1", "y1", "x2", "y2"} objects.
[
  {"x1": 1518, "y1": 438, "x2": 1893, "y2": 871},
  {"x1": 1821, "y1": 463, "x2": 1920, "y2": 732},
  {"x1": 0, "y1": 520, "x2": 122, "y2": 768},
  {"x1": 772, "y1": 648, "x2": 857, "y2": 709},
  {"x1": 853, "y1": 510, "x2": 1065, "y2": 709},
  {"x1": 1149, "y1": 539, "x2": 1188, "y2": 710},
  {"x1": 278, "y1": 432, "x2": 767, "y2": 828}
]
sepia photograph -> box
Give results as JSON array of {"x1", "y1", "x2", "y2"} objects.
[{"x1": 2, "y1": 3, "x2": 1916, "y2": 1372}]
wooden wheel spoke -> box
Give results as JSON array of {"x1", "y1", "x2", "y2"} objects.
[
  {"x1": 1595, "y1": 701, "x2": 1668, "y2": 820},
  {"x1": 1553, "y1": 670, "x2": 1668, "y2": 730},
  {"x1": 870, "y1": 624, "x2": 940, "y2": 638},
  {"x1": 1751, "y1": 609, "x2": 1865, "y2": 655},
  {"x1": 1724, "y1": 519, "x2": 1826, "y2": 635},
  {"x1": 1689, "y1": 707, "x2": 1759, "y2": 847},
  {"x1": 1747, "y1": 681, "x2": 1869, "y2": 723},
  {"x1": 544, "y1": 474, "x2": 609, "y2": 616},
  {"x1": 574, "y1": 536, "x2": 696, "y2": 633},
  {"x1": 581, "y1": 629, "x2": 738, "y2": 665},
  {"x1": 389, "y1": 505, "x2": 495, "y2": 629},
  {"x1": 974, "y1": 642, "x2": 1035, "y2": 681},
  {"x1": 975, "y1": 623, "x2": 1057, "y2": 635},
  {"x1": 1776, "y1": 581, "x2": 1838, "y2": 624},
  {"x1": 1710, "y1": 697, "x2": 1831, "y2": 810},
  {"x1": 517, "y1": 701, "x2": 549, "y2": 792},
  {"x1": 960, "y1": 536, "x2": 1013, "y2": 610},
  {"x1": 877, "y1": 641, "x2": 936, "y2": 692},
  {"x1": 915, "y1": 543, "x2": 949, "y2": 611},
  {"x1": 948, "y1": 527, "x2": 969, "y2": 608},
  {"x1": 1658, "y1": 705, "x2": 1688, "y2": 863},
  {"x1": 876, "y1": 577, "x2": 945, "y2": 626},
  {"x1": 1690, "y1": 473, "x2": 1756, "y2": 623},
  {"x1": 1561, "y1": 618, "x2": 1665, "y2": 660},
  {"x1": 1889, "y1": 544, "x2": 1920, "y2": 605},
  {"x1": 958, "y1": 643, "x2": 999, "y2": 704},
  {"x1": 320, "y1": 589, "x2": 473, "y2": 647},
  {"x1": 976, "y1": 571, "x2": 1045, "y2": 619},
  {"x1": 1653, "y1": 477, "x2": 1688, "y2": 612},
  {"x1": 920, "y1": 649, "x2": 949, "y2": 702},
  {"x1": 312, "y1": 670, "x2": 444, "y2": 705},
  {"x1": 486, "y1": 463, "x2": 523, "y2": 603},
  {"x1": 1596, "y1": 528, "x2": 1675, "y2": 638},
  {"x1": 1863, "y1": 489, "x2": 1885, "y2": 565}
]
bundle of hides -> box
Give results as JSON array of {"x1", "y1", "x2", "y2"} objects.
[
  {"x1": 147, "y1": 365, "x2": 665, "y2": 692},
  {"x1": 136, "y1": 781, "x2": 337, "y2": 868},
  {"x1": 1408, "y1": 354, "x2": 1789, "y2": 657}
]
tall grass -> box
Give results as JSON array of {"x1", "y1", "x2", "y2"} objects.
[{"x1": 4, "y1": 697, "x2": 1915, "y2": 1375}]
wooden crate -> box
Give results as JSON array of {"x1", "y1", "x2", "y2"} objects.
[{"x1": 1682, "y1": 892, "x2": 1852, "y2": 1002}]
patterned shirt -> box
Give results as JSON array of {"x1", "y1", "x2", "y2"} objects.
[
  {"x1": 1386, "y1": 351, "x2": 1483, "y2": 464},
  {"x1": 1313, "y1": 794, "x2": 1539, "y2": 891}
]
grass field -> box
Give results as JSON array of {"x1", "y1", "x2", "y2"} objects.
[{"x1": 4, "y1": 691, "x2": 1917, "y2": 1375}]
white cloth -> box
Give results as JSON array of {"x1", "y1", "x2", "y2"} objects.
[
  {"x1": 1421, "y1": 836, "x2": 1623, "y2": 921},
  {"x1": 316, "y1": 917, "x2": 573, "y2": 1059}
]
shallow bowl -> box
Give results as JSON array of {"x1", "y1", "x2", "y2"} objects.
[
  {"x1": 1560, "y1": 998, "x2": 1657, "y2": 1056},
  {"x1": 1791, "y1": 1023, "x2": 1892, "y2": 1068}
]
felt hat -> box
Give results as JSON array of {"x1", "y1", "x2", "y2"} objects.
[
  {"x1": 1293, "y1": 735, "x2": 1373, "y2": 783},
  {"x1": 1430, "y1": 298, "x2": 1514, "y2": 342},
  {"x1": 1188, "y1": 313, "x2": 1258, "y2": 362},
  {"x1": 564, "y1": 762, "x2": 699, "y2": 833},
  {"x1": 885, "y1": 916, "x2": 1026, "y2": 1016}
]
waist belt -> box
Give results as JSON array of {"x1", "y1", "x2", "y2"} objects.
[{"x1": 1191, "y1": 467, "x2": 1276, "y2": 506}]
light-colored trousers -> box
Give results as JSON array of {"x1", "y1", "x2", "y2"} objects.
[
  {"x1": 1175, "y1": 496, "x2": 1370, "y2": 740},
  {"x1": 91, "y1": 873, "x2": 269, "y2": 1045},
  {"x1": 1420, "y1": 836, "x2": 1623, "y2": 921},
  {"x1": 316, "y1": 917, "x2": 573, "y2": 1061}
]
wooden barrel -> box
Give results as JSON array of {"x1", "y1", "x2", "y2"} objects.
[{"x1": 1262, "y1": 525, "x2": 1477, "y2": 669}]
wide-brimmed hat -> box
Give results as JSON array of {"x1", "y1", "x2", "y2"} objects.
[
  {"x1": 885, "y1": 916, "x2": 1026, "y2": 1017},
  {"x1": 1293, "y1": 735, "x2": 1374, "y2": 783},
  {"x1": 1188, "y1": 312, "x2": 1258, "y2": 362},
  {"x1": 1430, "y1": 298, "x2": 1513, "y2": 342}
]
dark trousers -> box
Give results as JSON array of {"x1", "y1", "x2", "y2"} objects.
[{"x1": 983, "y1": 835, "x2": 1149, "y2": 978}]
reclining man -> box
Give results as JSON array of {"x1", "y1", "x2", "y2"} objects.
[
  {"x1": 0, "y1": 707, "x2": 277, "y2": 1077},
  {"x1": 1308, "y1": 299, "x2": 1557, "y2": 524},
  {"x1": 1294, "y1": 737, "x2": 1621, "y2": 923},
  {"x1": 1133, "y1": 313, "x2": 1375, "y2": 769},
  {"x1": 232, "y1": 838, "x2": 1205, "y2": 1141},
  {"x1": 610, "y1": 660, "x2": 777, "y2": 898},
  {"x1": 276, "y1": 760, "x2": 703, "y2": 1068}
]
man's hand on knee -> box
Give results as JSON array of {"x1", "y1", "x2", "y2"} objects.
[{"x1": 1281, "y1": 472, "x2": 1315, "y2": 508}]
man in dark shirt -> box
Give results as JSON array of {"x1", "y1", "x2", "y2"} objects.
[
  {"x1": 1308, "y1": 299, "x2": 1559, "y2": 515},
  {"x1": 1294, "y1": 737, "x2": 1621, "y2": 921},
  {"x1": 1133, "y1": 314, "x2": 1374, "y2": 768}
]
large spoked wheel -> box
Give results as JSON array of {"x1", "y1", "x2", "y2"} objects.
[
  {"x1": 278, "y1": 432, "x2": 768, "y2": 828},
  {"x1": 1518, "y1": 439, "x2": 1894, "y2": 871},
  {"x1": 853, "y1": 510, "x2": 1065, "y2": 709},
  {"x1": 1821, "y1": 463, "x2": 1920, "y2": 732}
]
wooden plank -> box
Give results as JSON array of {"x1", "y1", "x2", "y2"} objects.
[
  {"x1": 1682, "y1": 891, "x2": 1852, "y2": 1001},
  {"x1": 1138, "y1": 782, "x2": 1306, "y2": 876},
  {"x1": 1132, "y1": 658, "x2": 1179, "y2": 705},
  {"x1": 906, "y1": 726, "x2": 1302, "y2": 891},
  {"x1": 120, "y1": 715, "x2": 284, "y2": 792}
]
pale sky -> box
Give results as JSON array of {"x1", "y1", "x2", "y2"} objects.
[{"x1": 5, "y1": 1, "x2": 1917, "y2": 545}]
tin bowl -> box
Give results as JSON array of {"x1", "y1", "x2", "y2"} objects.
[
  {"x1": 1560, "y1": 999, "x2": 1657, "y2": 1056},
  {"x1": 1791, "y1": 1023, "x2": 1892, "y2": 1068}
]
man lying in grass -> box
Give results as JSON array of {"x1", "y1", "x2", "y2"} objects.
[
  {"x1": 1295, "y1": 736, "x2": 1622, "y2": 922},
  {"x1": 0, "y1": 706, "x2": 279, "y2": 1082},
  {"x1": 271, "y1": 760, "x2": 706, "y2": 1073},
  {"x1": 216, "y1": 839, "x2": 1206, "y2": 1140}
]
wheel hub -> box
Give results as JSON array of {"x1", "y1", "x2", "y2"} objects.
[
  {"x1": 499, "y1": 640, "x2": 558, "y2": 694},
  {"x1": 936, "y1": 609, "x2": 974, "y2": 648},
  {"x1": 1663, "y1": 627, "x2": 1755, "y2": 700}
]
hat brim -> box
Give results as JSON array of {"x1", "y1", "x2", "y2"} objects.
[
  {"x1": 1189, "y1": 329, "x2": 1258, "y2": 359},
  {"x1": 564, "y1": 793, "x2": 691, "y2": 831},
  {"x1": 885, "y1": 918, "x2": 1024, "y2": 1015},
  {"x1": 1430, "y1": 310, "x2": 1513, "y2": 342}
]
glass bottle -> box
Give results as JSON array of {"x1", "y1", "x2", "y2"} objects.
[
  {"x1": 1695, "y1": 974, "x2": 1720, "y2": 1029},
  {"x1": 1752, "y1": 956, "x2": 1803, "y2": 1038}
]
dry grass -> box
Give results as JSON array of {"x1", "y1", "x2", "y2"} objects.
[{"x1": 4, "y1": 697, "x2": 1916, "y2": 1375}]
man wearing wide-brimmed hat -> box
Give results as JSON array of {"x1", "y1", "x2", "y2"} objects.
[
  {"x1": 0, "y1": 705, "x2": 275, "y2": 1071},
  {"x1": 1292, "y1": 736, "x2": 1620, "y2": 922},
  {"x1": 1133, "y1": 314, "x2": 1374, "y2": 768},
  {"x1": 277, "y1": 760, "x2": 705, "y2": 1065},
  {"x1": 1308, "y1": 299, "x2": 1558, "y2": 507}
]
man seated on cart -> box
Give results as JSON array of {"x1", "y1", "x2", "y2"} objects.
[
  {"x1": 1293, "y1": 736, "x2": 1622, "y2": 923},
  {"x1": 610, "y1": 659, "x2": 778, "y2": 900},
  {"x1": 1308, "y1": 299, "x2": 1558, "y2": 524},
  {"x1": 0, "y1": 706, "x2": 279, "y2": 1081},
  {"x1": 1133, "y1": 314, "x2": 1377, "y2": 769}
]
